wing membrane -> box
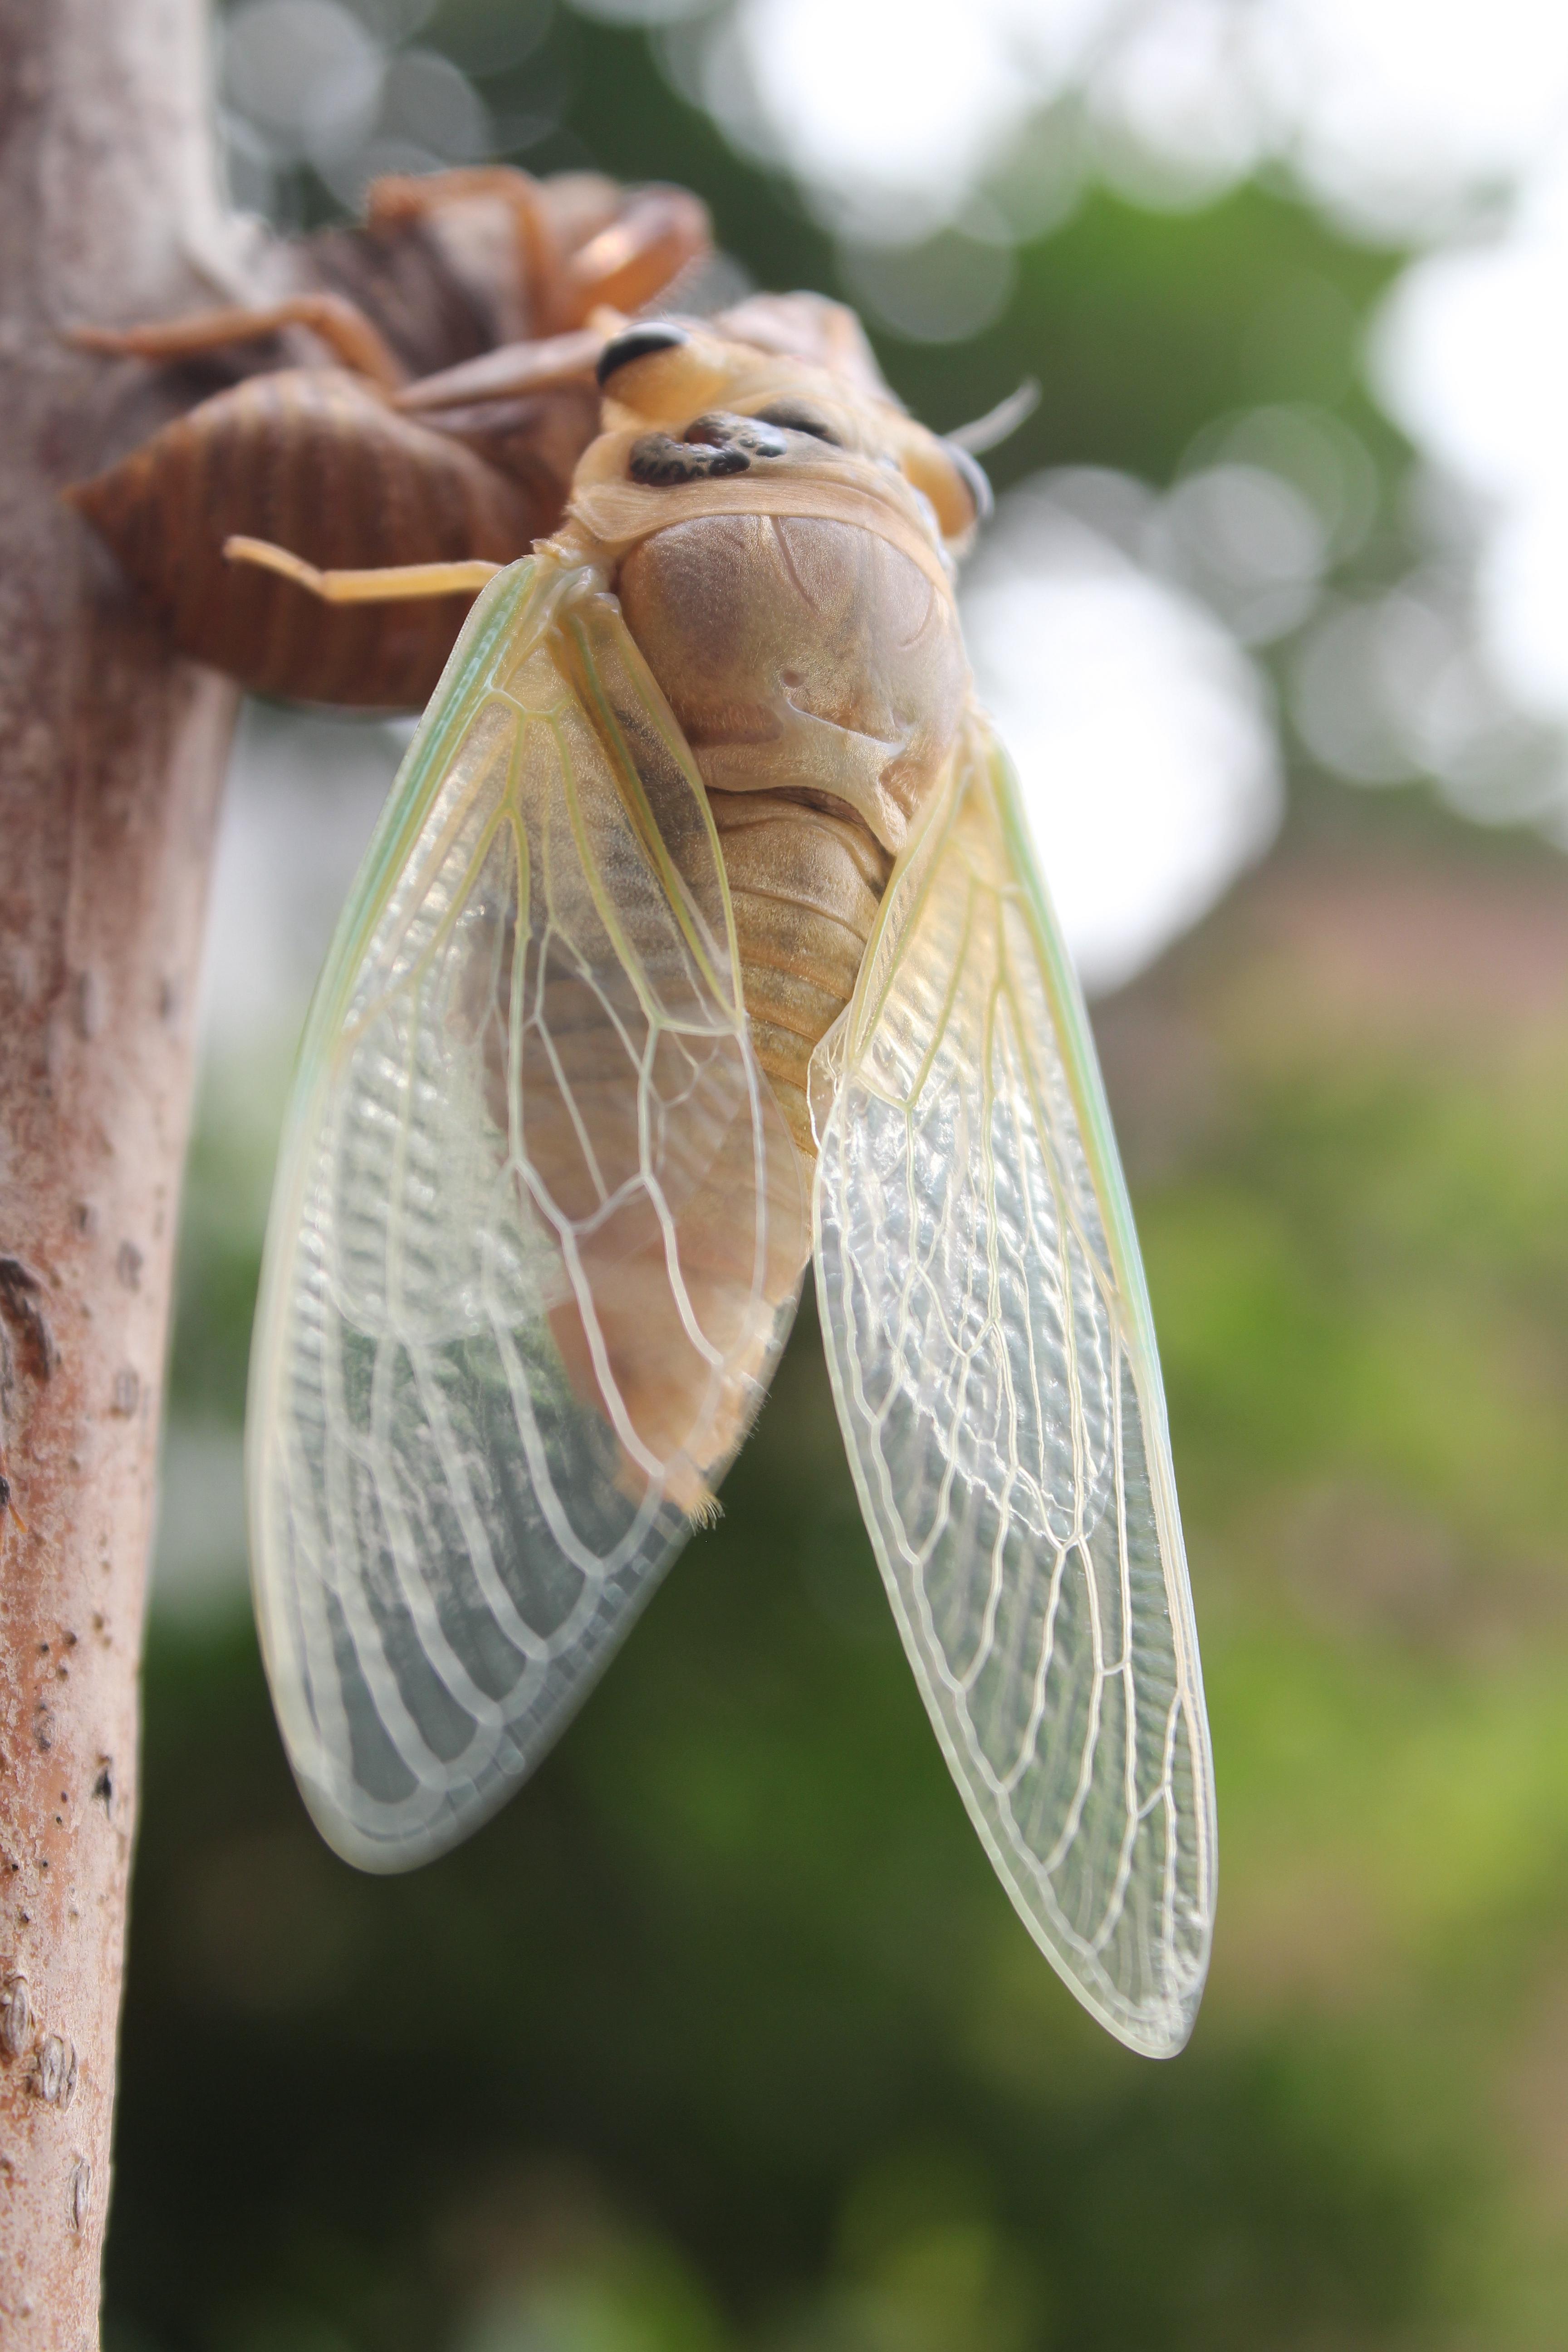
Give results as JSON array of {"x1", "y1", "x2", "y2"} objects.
[
  {"x1": 248, "y1": 553, "x2": 807, "y2": 1870},
  {"x1": 811, "y1": 717, "x2": 1215, "y2": 2055}
]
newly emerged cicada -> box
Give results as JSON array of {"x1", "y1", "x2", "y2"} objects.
[{"x1": 77, "y1": 234, "x2": 1216, "y2": 2057}]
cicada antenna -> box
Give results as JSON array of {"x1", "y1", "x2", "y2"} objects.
[{"x1": 947, "y1": 377, "x2": 1040, "y2": 456}]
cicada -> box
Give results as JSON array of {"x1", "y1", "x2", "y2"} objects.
[{"x1": 78, "y1": 240, "x2": 1216, "y2": 2056}]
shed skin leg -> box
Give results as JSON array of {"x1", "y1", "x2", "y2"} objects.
[{"x1": 67, "y1": 293, "x2": 407, "y2": 392}]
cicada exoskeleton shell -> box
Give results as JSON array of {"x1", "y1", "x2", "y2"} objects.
[
  {"x1": 66, "y1": 168, "x2": 710, "y2": 706},
  {"x1": 69, "y1": 368, "x2": 539, "y2": 705}
]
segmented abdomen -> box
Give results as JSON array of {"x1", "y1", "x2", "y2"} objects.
[{"x1": 707, "y1": 790, "x2": 892, "y2": 1155}]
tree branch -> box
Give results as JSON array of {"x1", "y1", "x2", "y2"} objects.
[{"x1": 0, "y1": 3, "x2": 255, "y2": 2337}]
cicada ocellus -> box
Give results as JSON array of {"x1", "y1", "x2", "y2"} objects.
[{"x1": 236, "y1": 293, "x2": 1216, "y2": 2060}]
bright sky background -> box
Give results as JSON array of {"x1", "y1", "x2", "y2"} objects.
[
  {"x1": 684, "y1": 0, "x2": 1568, "y2": 240},
  {"x1": 964, "y1": 479, "x2": 1284, "y2": 990},
  {"x1": 1373, "y1": 161, "x2": 1568, "y2": 732}
]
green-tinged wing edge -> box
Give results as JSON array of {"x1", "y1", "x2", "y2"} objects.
[{"x1": 811, "y1": 715, "x2": 1217, "y2": 2056}]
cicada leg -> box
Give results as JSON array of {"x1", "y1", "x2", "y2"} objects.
[
  {"x1": 392, "y1": 326, "x2": 603, "y2": 418},
  {"x1": 223, "y1": 536, "x2": 504, "y2": 603},
  {"x1": 66, "y1": 293, "x2": 406, "y2": 392},
  {"x1": 368, "y1": 166, "x2": 570, "y2": 332},
  {"x1": 559, "y1": 186, "x2": 710, "y2": 326},
  {"x1": 367, "y1": 167, "x2": 710, "y2": 336}
]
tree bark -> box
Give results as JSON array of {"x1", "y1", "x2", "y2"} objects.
[{"x1": 0, "y1": 3, "x2": 249, "y2": 2338}]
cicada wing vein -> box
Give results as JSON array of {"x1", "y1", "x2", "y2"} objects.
[
  {"x1": 810, "y1": 714, "x2": 1216, "y2": 2056},
  {"x1": 247, "y1": 550, "x2": 808, "y2": 1872}
]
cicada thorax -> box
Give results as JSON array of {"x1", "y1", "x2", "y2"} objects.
[
  {"x1": 579, "y1": 321, "x2": 980, "y2": 1154},
  {"x1": 616, "y1": 511, "x2": 966, "y2": 1151}
]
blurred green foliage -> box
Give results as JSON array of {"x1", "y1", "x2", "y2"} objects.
[{"x1": 105, "y1": 14, "x2": 1568, "y2": 2351}]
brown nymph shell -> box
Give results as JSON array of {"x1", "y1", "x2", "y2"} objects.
[{"x1": 68, "y1": 369, "x2": 541, "y2": 708}]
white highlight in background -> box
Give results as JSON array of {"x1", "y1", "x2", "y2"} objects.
[
  {"x1": 964, "y1": 476, "x2": 1283, "y2": 994},
  {"x1": 1373, "y1": 163, "x2": 1568, "y2": 727}
]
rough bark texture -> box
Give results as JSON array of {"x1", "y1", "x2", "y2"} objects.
[{"x1": 0, "y1": 3, "x2": 251, "y2": 2338}]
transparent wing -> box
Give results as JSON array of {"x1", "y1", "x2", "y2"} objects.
[
  {"x1": 247, "y1": 552, "x2": 807, "y2": 1871},
  {"x1": 811, "y1": 715, "x2": 1215, "y2": 2056}
]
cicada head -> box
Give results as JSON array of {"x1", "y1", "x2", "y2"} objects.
[{"x1": 588, "y1": 304, "x2": 990, "y2": 558}]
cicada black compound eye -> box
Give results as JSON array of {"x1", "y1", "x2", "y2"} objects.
[
  {"x1": 750, "y1": 399, "x2": 843, "y2": 446},
  {"x1": 595, "y1": 322, "x2": 691, "y2": 387},
  {"x1": 630, "y1": 432, "x2": 747, "y2": 485},
  {"x1": 682, "y1": 412, "x2": 789, "y2": 458},
  {"x1": 628, "y1": 410, "x2": 789, "y2": 485}
]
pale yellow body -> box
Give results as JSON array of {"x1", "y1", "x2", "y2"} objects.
[
  {"x1": 240, "y1": 296, "x2": 1217, "y2": 2062},
  {"x1": 562, "y1": 307, "x2": 980, "y2": 1155},
  {"x1": 620, "y1": 508, "x2": 967, "y2": 1147}
]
